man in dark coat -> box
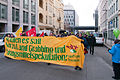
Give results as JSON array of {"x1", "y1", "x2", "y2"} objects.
[{"x1": 89, "y1": 34, "x2": 96, "y2": 55}]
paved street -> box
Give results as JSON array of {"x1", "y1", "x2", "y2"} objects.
[{"x1": 0, "y1": 46, "x2": 114, "y2": 80}]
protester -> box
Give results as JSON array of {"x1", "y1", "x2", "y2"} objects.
[
  {"x1": 47, "y1": 32, "x2": 55, "y2": 65},
  {"x1": 83, "y1": 34, "x2": 90, "y2": 49},
  {"x1": 89, "y1": 34, "x2": 96, "y2": 55},
  {"x1": 44, "y1": 33, "x2": 48, "y2": 36},
  {"x1": 108, "y1": 39, "x2": 120, "y2": 80},
  {"x1": 49, "y1": 32, "x2": 54, "y2": 36},
  {"x1": 74, "y1": 33, "x2": 89, "y2": 70},
  {"x1": 75, "y1": 33, "x2": 79, "y2": 37},
  {"x1": 79, "y1": 33, "x2": 89, "y2": 49},
  {"x1": 4, "y1": 34, "x2": 12, "y2": 59},
  {"x1": 21, "y1": 31, "x2": 27, "y2": 36},
  {"x1": 10, "y1": 34, "x2": 15, "y2": 38},
  {"x1": 7, "y1": 34, "x2": 11, "y2": 38}
]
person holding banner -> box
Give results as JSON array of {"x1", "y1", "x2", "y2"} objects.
[
  {"x1": 21, "y1": 31, "x2": 27, "y2": 36},
  {"x1": 10, "y1": 34, "x2": 15, "y2": 38},
  {"x1": 78, "y1": 33, "x2": 89, "y2": 54},
  {"x1": 108, "y1": 39, "x2": 120, "y2": 80}
]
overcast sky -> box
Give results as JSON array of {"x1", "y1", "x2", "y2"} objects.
[{"x1": 63, "y1": 0, "x2": 99, "y2": 26}]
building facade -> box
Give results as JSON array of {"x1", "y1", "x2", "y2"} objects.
[
  {"x1": 0, "y1": 0, "x2": 64, "y2": 34},
  {"x1": 0, "y1": 0, "x2": 38, "y2": 32},
  {"x1": 97, "y1": 0, "x2": 108, "y2": 43},
  {"x1": 38, "y1": 0, "x2": 64, "y2": 34},
  {"x1": 64, "y1": 4, "x2": 79, "y2": 30},
  {"x1": 98, "y1": 0, "x2": 108, "y2": 32},
  {"x1": 107, "y1": 0, "x2": 119, "y2": 45},
  {"x1": 97, "y1": 0, "x2": 120, "y2": 46}
]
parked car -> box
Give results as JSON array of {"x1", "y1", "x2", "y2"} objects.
[
  {"x1": 0, "y1": 32, "x2": 16, "y2": 52},
  {"x1": 94, "y1": 33, "x2": 104, "y2": 45}
]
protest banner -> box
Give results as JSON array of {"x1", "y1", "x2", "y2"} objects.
[{"x1": 4, "y1": 36, "x2": 85, "y2": 68}]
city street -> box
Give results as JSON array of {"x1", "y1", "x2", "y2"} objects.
[
  {"x1": 0, "y1": 0, "x2": 120, "y2": 80},
  {"x1": 0, "y1": 46, "x2": 114, "y2": 80}
]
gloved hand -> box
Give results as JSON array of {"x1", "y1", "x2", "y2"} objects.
[{"x1": 108, "y1": 48, "x2": 111, "y2": 51}]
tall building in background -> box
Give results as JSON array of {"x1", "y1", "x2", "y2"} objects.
[
  {"x1": 93, "y1": 9, "x2": 98, "y2": 32},
  {"x1": 38, "y1": 0, "x2": 64, "y2": 34},
  {"x1": 64, "y1": 4, "x2": 79, "y2": 30},
  {"x1": 97, "y1": 0, "x2": 120, "y2": 46},
  {"x1": 0, "y1": 0, "x2": 38, "y2": 32}
]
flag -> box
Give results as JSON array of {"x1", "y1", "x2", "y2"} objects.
[
  {"x1": 15, "y1": 27, "x2": 23, "y2": 37},
  {"x1": 26, "y1": 27, "x2": 36, "y2": 36},
  {"x1": 39, "y1": 32, "x2": 44, "y2": 37}
]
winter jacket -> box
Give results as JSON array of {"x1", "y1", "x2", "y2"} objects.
[
  {"x1": 79, "y1": 37, "x2": 89, "y2": 49},
  {"x1": 109, "y1": 43, "x2": 120, "y2": 63},
  {"x1": 88, "y1": 36, "x2": 96, "y2": 46}
]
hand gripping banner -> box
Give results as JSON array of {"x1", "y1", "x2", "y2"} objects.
[{"x1": 4, "y1": 36, "x2": 85, "y2": 68}]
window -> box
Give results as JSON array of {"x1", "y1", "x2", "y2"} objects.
[
  {"x1": 46, "y1": 3, "x2": 47, "y2": 11},
  {"x1": 108, "y1": 30, "x2": 115, "y2": 40},
  {"x1": 23, "y1": 11, "x2": 28, "y2": 23},
  {"x1": 116, "y1": 17, "x2": 118, "y2": 28},
  {"x1": 31, "y1": 14, "x2": 35, "y2": 25},
  {"x1": 46, "y1": 16, "x2": 47, "y2": 24},
  {"x1": 39, "y1": 0, "x2": 43, "y2": 8},
  {"x1": 67, "y1": 19, "x2": 69, "y2": 21},
  {"x1": 31, "y1": 0, "x2": 35, "y2": 12},
  {"x1": 12, "y1": 7, "x2": 15, "y2": 21},
  {"x1": 12, "y1": 0, "x2": 20, "y2": 6},
  {"x1": 49, "y1": 16, "x2": 52, "y2": 25},
  {"x1": 39, "y1": 13, "x2": 43, "y2": 23},
  {"x1": 0, "y1": 4, "x2": 7, "y2": 20},
  {"x1": 71, "y1": 23, "x2": 73, "y2": 25},
  {"x1": 113, "y1": 18, "x2": 115, "y2": 28},
  {"x1": 49, "y1": 4, "x2": 52, "y2": 13},
  {"x1": 12, "y1": 7, "x2": 19, "y2": 22},
  {"x1": 16, "y1": 9, "x2": 19, "y2": 22},
  {"x1": 116, "y1": 0, "x2": 118, "y2": 11},
  {"x1": 23, "y1": 0, "x2": 29, "y2": 9},
  {"x1": 113, "y1": 3, "x2": 115, "y2": 13}
]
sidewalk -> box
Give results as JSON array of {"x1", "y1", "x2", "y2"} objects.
[{"x1": 104, "y1": 43, "x2": 112, "y2": 49}]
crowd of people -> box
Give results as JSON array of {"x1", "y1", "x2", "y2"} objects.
[
  {"x1": 6, "y1": 33, "x2": 15, "y2": 38},
  {"x1": 16, "y1": 31, "x2": 96, "y2": 55},
  {"x1": 18, "y1": 31, "x2": 96, "y2": 70}
]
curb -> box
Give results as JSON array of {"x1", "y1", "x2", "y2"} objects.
[{"x1": 104, "y1": 43, "x2": 112, "y2": 49}]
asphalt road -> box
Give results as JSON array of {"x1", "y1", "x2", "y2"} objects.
[
  {"x1": 0, "y1": 46, "x2": 113, "y2": 80},
  {"x1": 94, "y1": 46, "x2": 112, "y2": 66}
]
